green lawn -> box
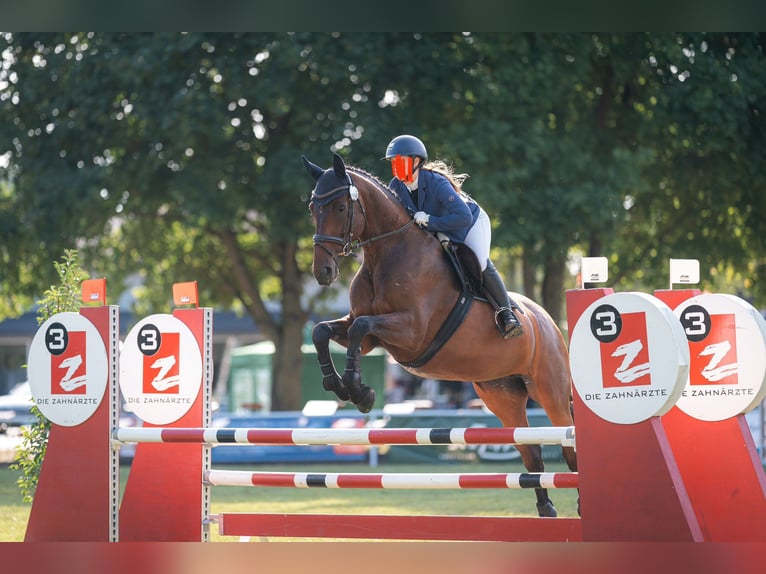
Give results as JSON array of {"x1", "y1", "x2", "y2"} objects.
[{"x1": 1, "y1": 460, "x2": 580, "y2": 542}]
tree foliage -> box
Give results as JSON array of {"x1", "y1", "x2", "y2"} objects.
[
  {"x1": 1, "y1": 33, "x2": 764, "y2": 409},
  {"x1": 10, "y1": 249, "x2": 88, "y2": 502}
]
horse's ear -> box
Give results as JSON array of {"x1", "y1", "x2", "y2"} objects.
[
  {"x1": 332, "y1": 152, "x2": 347, "y2": 179},
  {"x1": 302, "y1": 156, "x2": 324, "y2": 182}
]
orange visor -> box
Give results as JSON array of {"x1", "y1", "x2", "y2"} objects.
[{"x1": 390, "y1": 155, "x2": 414, "y2": 183}]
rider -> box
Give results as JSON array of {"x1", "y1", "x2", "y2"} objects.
[{"x1": 384, "y1": 134, "x2": 523, "y2": 339}]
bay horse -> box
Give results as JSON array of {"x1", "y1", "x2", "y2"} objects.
[{"x1": 304, "y1": 152, "x2": 577, "y2": 517}]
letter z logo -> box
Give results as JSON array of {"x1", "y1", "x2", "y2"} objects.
[
  {"x1": 590, "y1": 309, "x2": 652, "y2": 389},
  {"x1": 611, "y1": 339, "x2": 651, "y2": 383},
  {"x1": 138, "y1": 325, "x2": 181, "y2": 394},
  {"x1": 688, "y1": 314, "x2": 738, "y2": 386},
  {"x1": 48, "y1": 328, "x2": 88, "y2": 395},
  {"x1": 149, "y1": 355, "x2": 180, "y2": 391}
]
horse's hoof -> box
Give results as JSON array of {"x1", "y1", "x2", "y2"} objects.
[
  {"x1": 323, "y1": 377, "x2": 350, "y2": 402},
  {"x1": 354, "y1": 388, "x2": 376, "y2": 414},
  {"x1": 536, "y1": 501, "x2": 557, "y2": 518}
]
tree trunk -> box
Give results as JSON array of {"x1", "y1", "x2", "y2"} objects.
[
  {"x1": 219, "y1": 230, "x2": 308, "y2": 411},
  {"x1": 522, "y1": 247, "x2": 537, "y2": 299},
  {"x1": 270, "y1": 322, "x2": 305, "y2": 411},
  {"x1": 588, "y1": 231, "x2": 602, "y2": 258},
  {"x1": 270, "y1": 240, "x2": 309, "y2": 411},
  {"x1": 541, "y1": 254, "x2": 565, "y2": 325}
]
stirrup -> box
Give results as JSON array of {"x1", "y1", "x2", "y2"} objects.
[{"x1": 495, "y1": 308, "x2": 523, "y2": 339}]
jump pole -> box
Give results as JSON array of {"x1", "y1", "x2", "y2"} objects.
[
  {"x1": 654, "y1": 287, "x2": 766, "y2": 542},
  {"x1": 216, "y1": 514, "x2": 582, "y2": 543},
  {"x1": 113, "y1": 425, "x2": 576, "y2": 446},
  {"x1": 204, "y1": 469, "x2": 579, "y2": 489}
]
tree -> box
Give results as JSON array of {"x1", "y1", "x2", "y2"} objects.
[
  {"x1": 608, "y1": 33, "x2": 766, "y2": 296},
  {"x1": 0, "y1": 32, "x2": 379, "y2": 409},
  {"x1": 441, "y1": 33, "x2": 766, "y2": 317},
  {"x1": 2, "y1": 33, "x2": 765, "y2": 411},
  {"x1": 2, "y1": 32, "x2": 518, "y2": 407},
  {"x1": 420, "y1": 34, "x2": 654, "y2": 320}
]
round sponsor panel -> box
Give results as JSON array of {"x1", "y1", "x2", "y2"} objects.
[
  {"x1": 27, "y1": 312, "x2": 109, "y2": 426},
  {"x1": 569, "y1": 292, "x2": 689, "y2": 424},
  {"x1": 673, "y1": 293, "x2": 766, "y2": 421},
  {"x1": 120, "y1": 314, "x2": 203, "y2": 425}
]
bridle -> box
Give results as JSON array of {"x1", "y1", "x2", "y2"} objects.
[{"x1": 311, "y1": 173, "x2": 415, "y2": 262}]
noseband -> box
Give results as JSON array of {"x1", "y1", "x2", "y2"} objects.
[
  {"x1": 312, "y1": 175, "x2": 415, "y2": 262},
  {"x1": 311, "y1": 177, "x2": 362, "y2": 259}
]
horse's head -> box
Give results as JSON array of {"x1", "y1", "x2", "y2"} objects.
[{"x1": 303, "y1": 152, "x2": 364, "y2": 286}]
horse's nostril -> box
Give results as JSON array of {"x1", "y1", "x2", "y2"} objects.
[{"x1": 315, "y1": 266, "x2": 335, "y2": 286}]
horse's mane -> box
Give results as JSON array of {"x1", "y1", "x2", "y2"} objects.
[{"x1": 347, "y1": 165, "x2": 410, "y2": 215}]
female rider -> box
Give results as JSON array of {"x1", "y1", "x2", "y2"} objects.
[{"x1": 384, "y1": 134, "x2": 523, "y2": 339}]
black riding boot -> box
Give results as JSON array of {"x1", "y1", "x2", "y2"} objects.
[{"x1": 482, "y1": 261, "x2": 523, "y2": 339}]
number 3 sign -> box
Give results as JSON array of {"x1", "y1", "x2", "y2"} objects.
[
  {"x1": 27, "y1": 312, "x2": 109, "y2": 426},
  {"x1": 569, "y1": 292, "x2": 690, "y2": 424},
  {"x1": 673, "y1": 293, "x2": 766, "y2": 421},
  {"x1": 119, "y1": 314, "x2": 203, "y2": 425}
]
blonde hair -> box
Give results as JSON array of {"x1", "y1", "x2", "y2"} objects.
[{"x1": 423, "y1": 160, "x2": 469, "y2": 192}]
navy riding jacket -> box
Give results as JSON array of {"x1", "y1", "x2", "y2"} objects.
[{"x1": 389, "y1": 169, "x2": 480, "y2": 243}]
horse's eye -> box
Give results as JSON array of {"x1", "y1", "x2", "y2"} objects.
[{"x1": 337, "y1": 203, "x2": 347, "y2": 213}]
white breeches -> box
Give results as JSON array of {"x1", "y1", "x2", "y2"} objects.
[{"x1": 463, "y1": 208, "x2": 491, "y2": 271}]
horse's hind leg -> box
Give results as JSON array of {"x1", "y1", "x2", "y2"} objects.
[
  {"x1": 473, "y1": 376, "x2": 558, "y2": 518},
  {"x1": 528, "y1": 355, "x2": 579, "y2": 515},
  {"x1": 517, "y1": 443, "x2": 557, "y2": 517}
]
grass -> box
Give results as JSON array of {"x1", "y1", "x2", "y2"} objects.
[
  {"x1": 0, "y1": 464, "x2": 28, "y2": 543},
  {"x1": 0, "y1": 459, "x2": 580, "y2": 542}
]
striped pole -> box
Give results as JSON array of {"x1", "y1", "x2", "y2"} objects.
[
  {"x1": 114, "y1": 425, "x2": 576, "y2": 448},
  {"x1": 204, "y1": 469, "x2": 579, "y2": 489}
]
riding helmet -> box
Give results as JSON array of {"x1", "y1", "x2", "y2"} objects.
[{"x1": 383, "y1": 135, "x2": 428, "y2": 161}]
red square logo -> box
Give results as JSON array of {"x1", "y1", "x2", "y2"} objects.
[
  {"x1": 50, "y1": 331, "x2": 87, "y2": 394},
  {"x1": 600, "y1": 312, "x2": 652, "y2": 388},
  {"x1": 142, "y1": 332, "x2": 181, "y2": 394},
  {"x1": 689, "y1": 313, "x2": 738, "y2": 386}
]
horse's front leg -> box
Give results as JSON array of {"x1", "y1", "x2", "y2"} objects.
[
  {"x1": 312, "y1": 317, "x2": 351, "y2": 402},
  {"x1": 342, "y1": 312, "x2": 417, "y2": 414},
  {"x1": 340, "y1": 316, "x2": 377, "y2": 413}
]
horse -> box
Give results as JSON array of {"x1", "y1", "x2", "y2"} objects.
[{"x1": 303, "y1": 152, "x2": 577, "y2": 517}]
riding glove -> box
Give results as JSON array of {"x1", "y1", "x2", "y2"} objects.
[{"x1": 414, "y1": 211, "x2": 430, "y2": 227}]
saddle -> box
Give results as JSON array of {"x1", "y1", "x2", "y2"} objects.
[
  {"x1": 436, "y1": 233, "x2": 485, "y2": 296},
  {"x1": 398, "y1": 233, "x2": 483, "y2": 369}
]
